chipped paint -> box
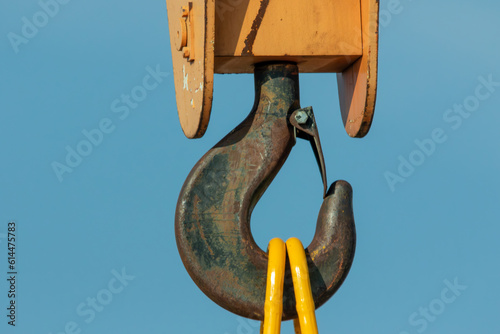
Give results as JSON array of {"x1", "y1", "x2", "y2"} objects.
[
  {"x1": 241, "y1": 0, "x2": 270, "y2": 55},
  {"x1": 195, "y1": 82, "x2": 204, "y2": 93},
  {"x1": 183, "y1": 65, "x2": 189, "y2": 90}
]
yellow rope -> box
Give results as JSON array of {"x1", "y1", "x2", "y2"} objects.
[
  {"x1": 260, "y1": 238, "x2": 319, "y2": 334},
  {"x1": 287, "y1": 238, "x2": 318, "y2": 334},
  {"x1": 261, "y1": 238, "x2": 286, "y2": 334}
]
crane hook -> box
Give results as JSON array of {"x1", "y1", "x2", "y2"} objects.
[{"x1": 175, "y1": 62, "x2": 356, "y2": 320}]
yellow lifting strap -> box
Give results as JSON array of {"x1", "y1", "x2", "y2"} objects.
[
  {"x1": 260, "y1": 238, "x2": 319, "y2": 334},
  {"x1": 287, "y1": 238, "x2": 319, "y2": 334},
  {"x1": 261, "y1": 238, "x2": 286, "y2": 334}
]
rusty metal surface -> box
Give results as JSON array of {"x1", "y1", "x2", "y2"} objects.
[{"x1": 175, "y1": 63, "x2": 356, "y2": 320}]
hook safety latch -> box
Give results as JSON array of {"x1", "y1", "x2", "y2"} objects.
[{"x1": 290, "y1": 107, "x2": 328, "y2": 198}]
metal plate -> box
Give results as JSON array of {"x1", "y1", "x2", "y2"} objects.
[
  {"x1": 337, "y1": 0, "x2": 379, "y2": 138},
  {"x1": 167, "y1": 0, "x2": 215, "y2": 138}
]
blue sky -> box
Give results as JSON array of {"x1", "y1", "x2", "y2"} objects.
[{"x1": 1, "y1": 0, "x2": 499, "y2": 333}]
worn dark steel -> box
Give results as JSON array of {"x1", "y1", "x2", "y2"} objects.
[{"x1": 175, "y1": 62, "x2": 356, "y2": 320}]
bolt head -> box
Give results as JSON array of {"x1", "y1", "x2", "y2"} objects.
[{"x1": 295, "y1": 111, "x2": 308, "y2": 124}]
